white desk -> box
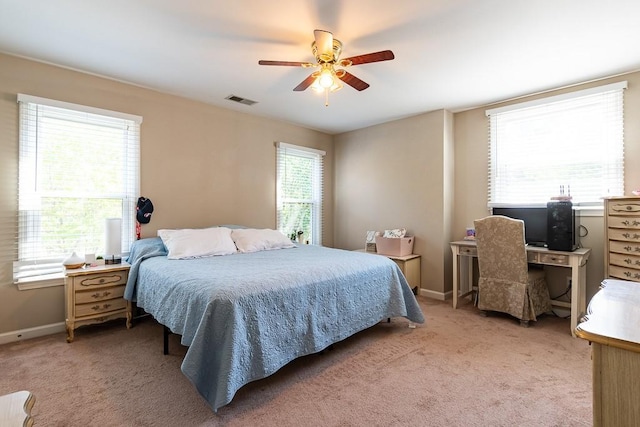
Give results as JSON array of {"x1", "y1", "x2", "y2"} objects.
[{"x1": 450, "y1": 240, "x2": 591, "y2": 336}]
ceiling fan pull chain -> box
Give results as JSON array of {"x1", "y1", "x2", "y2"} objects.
[{"x1": 325, "y1": 89, "x2": 329, "y2": 107}]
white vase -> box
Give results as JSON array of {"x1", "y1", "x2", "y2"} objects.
[{"x1": 63, "y1": 252, "x2": 84, "y2": 269}]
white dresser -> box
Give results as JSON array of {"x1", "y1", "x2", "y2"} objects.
[{"x1": 603, "y1": 196, "x2": 640, "y2": 282}]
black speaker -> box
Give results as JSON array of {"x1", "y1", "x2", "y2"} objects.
[{"x1": 547, "y1": 201, "x2": 579, "y2": 251}]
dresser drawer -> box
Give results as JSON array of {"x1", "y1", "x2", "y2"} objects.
[
  {"x1": 609, "y1": 252, "x2": 640, "y2": 270},
  {"x1": 607, "y1": 215, "x2": 640, "y2": 229},
  {"x1": 608, "y1": 228, "x2": 640, "y2": 242},
  {"x1": 75, "y1": 271, "x2": 127, "y2": 288},
  {"x1": 609, "y1": 240, "x2": 640, "y2": 255},
  {"x1": 608, "y1": 265, "x2": 640, "y2": 282},
  {"x1": 608, "y1": 201, "x2": 640, "y2": 215},
  {"x1": 75, "y1": 285, "x2": 125, "y2": 304},
  {"x1": 539, "y1": 253, "x2": 569, "y2": 266},
  {"x1": 75, "y1": 298, "x2": 127, "y2": 317}
]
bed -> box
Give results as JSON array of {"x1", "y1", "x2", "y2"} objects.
[{"x1": 124, "y1": 230, "x2": 424, "y2": 412}]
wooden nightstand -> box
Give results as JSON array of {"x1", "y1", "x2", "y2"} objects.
[
  {"x1": 357, "y1": 250, "x2": 421, "y2": 294},
  {"x1": 384, "y1": 253, "x2": 421, "y2": 295},
  {"x1": 64, "y1": 262, "x2": 131, "y2": 342}
]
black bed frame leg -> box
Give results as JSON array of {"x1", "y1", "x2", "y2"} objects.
[{"x1": 163, "y1": 325, "x2": 169, "y2": 355}]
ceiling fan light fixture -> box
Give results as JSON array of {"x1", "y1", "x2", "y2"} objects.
[
  {"x1": 311, "y1": 65, "x2": 343, "y2": 94},
  {"x1": 258, "y1": 29, "x2": 394, "y2": 104},
  {"x1": 319, "y1": 68, "x2": 334, "y2": 88}
]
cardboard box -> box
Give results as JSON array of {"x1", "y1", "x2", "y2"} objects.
[{"x1": 375, "y1": 236, "x2": 414, "y2": 256}]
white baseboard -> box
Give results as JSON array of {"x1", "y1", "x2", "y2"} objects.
[
  {"x1": 420, "y1": 288, "x2": 451, "y2": 301},
  {"x1": 0, "y1": 322, "x2": 66, "y2": 345}
]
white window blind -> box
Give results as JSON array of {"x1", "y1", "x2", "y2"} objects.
[
  {"x1": 14, "y1": 94, "x2": 141, "y2": 284},
  {"x1": 276, "y1": 142, "x2": 325, "y2": 245},
  {"x1": 486, "y1": 81, "x2": 626, "y2": 206}
]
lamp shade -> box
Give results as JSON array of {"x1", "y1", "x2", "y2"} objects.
[{"x1": 105, "y1": 218, "x2": 122, "y2": 260}]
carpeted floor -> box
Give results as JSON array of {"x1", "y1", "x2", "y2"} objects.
[{"x1": 0, "y1": 297, "x2": 592, "y2": 426}]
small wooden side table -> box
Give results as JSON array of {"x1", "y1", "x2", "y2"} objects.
[
  {"x1": 65, "y1": 262, "x2": 132, "y2": 342},
  {"x1": 384, "y1": 253, "x2": 421, "y2": 295},
  {"x1": 0, "y1": 390, "x2": 35, "y2": 427},
  {"x1": 356, "y1": 250, "x2": 421, "y2": 294}
]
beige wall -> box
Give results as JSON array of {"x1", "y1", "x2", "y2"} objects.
[
  {"x1": 0, "y1": 53, "x2": 333, "y2": 334},
  {"x1": 333, "y1": 110, "x2": 454, "y2": 298}
]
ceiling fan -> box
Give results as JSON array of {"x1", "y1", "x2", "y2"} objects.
[{"x1": 258, "y1": 29, "x2": 395, "y2": 105}]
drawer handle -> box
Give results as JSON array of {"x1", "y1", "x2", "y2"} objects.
[
  {"x1": 622, "y1": 219, "x2": 640, "y2": 226},
  {"x1": 622, "y1": 232, "x2": 640, "y2": 240},
  {"x1": 91, "y1": 291, "x2": 111, "y2": 299},
  {"x1": 91, "y1": 303, "x2": 112, "y2": 311},
  {"x1": 623, "y1": 271, "x2": 640, "y2": 280}
]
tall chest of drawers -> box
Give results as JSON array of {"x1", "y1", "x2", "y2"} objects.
[
  {"x1": 65, "y1": 263, "x2": 131, "y2": 342},
  {"x1": 604, "y1": 196, "x2": 640, "y2": 282}
]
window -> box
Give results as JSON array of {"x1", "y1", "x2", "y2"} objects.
[
  {"x1": 276, "y1": 142, "x2": 325, "y2": 245},
  {"x1": 486, "y1": 81, "x2": 626, "y2": 206},
  {"x1": 14, "y1": 94, "x2": 141, "y2": 285}
]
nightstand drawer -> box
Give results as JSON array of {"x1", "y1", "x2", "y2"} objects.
[
  {"x1": 460, "y1": 246, "x2": 477, "y2": 256},
  {"x1": 75, "y1": 285, "x2": 125, "y2": 304},
  {"x1": 75, "y1": 298, "x2": 127, "y2": 317},
  {"x1": 76, "y1": 272, "x2": 127, "y2": 288}
]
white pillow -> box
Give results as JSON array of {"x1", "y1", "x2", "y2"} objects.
[
  {"x1": 157, "y1": 227, "x2": 237, "y2": 259},
  {"x1": 231, "y1": 228, "x2": 296, "y2": 253}
]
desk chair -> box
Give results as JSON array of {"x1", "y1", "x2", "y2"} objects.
[{"x1": 474, "y1": 215, "x2": 552, "y2": 327}]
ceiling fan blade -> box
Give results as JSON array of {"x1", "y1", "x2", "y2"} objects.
[
  {"x1": 293, "y1": 74, "x2": 317, "y2": 92},
  {"x1": 258, "y1": 60, "x2": 314, "y2": 67},
  {"x1": 314, "y1": 29, "x2": 334, "y2": 58},
  {"x1": 338, "y1": 71, "x2": 370, "y2": 91},
  {"x1": 342, "y1": 50, "x2": 395, "y2": 66}
]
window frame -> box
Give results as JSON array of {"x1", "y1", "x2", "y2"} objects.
[
  {"x1": 275, "y1": 142, "x2": 325, "y2": 245},
  {"x1": 13, "y1": 94, "x2": 141, "y2": 289},
  {"x1": 485, "y1": 81, "x2": 626, "y2": 209}
]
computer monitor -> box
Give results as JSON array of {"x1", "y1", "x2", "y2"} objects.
[{"x1": 491, "y1": 207, "x2": 547, "y2": 247}]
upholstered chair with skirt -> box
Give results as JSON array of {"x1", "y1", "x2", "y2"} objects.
[{"x1": 473, "y1": 215, "x2": 552, "y2": 326}]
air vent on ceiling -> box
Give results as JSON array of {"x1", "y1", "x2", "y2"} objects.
[{"x1": 225, "y1": 95, "x2": 258, "y2": 106}]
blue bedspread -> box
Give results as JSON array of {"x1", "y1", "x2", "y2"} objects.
[{"x1": 125, "y1": 239, "x2": 425, "y2": 411}]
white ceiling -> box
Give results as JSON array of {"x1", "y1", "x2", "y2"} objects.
[{"x1": 1, "y1": 0, "x2": 639, "y2": 135}]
